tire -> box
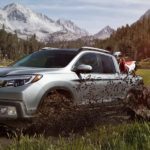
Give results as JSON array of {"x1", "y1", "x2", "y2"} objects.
[
  {"x1": 38, "y1": 90, "x2": 73, "y2": 117},
  {"x1": 123, "y1": 92, "x2": 139, "y2": 120},
  {"x1": 142, "y1": 87, "x2": 150, "y2": 108},
  {"x1": 124, "y1": 92, "x2": 138, "y2": 108},
  {"x1": 147, "y1": 97, "x2": 150, "y2": 109},
  {"x1": 22, "y1": 90, "x2": 74, "y2": 136}
]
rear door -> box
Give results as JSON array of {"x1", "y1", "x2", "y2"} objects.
[{"x1": 97, "y1": 54, "x2": 127, "y2": 101}]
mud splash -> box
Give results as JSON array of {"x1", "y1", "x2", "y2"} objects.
[{"x1": 0, "y1": 87, "x2": 149, "y2": 138}]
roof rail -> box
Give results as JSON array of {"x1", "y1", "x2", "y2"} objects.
[
  {"x1": 79, "y1": 46, "x2": 110, "y2": 54},
  {"x1": 40, "y1": 47, "x2": 59, "y2": 50}
]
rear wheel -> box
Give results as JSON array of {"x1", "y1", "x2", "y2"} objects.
[
  {"x1": 123, "y1": 92, "x2": 139, "y2": 119},
  {"x1": 142, "y1": 87, "x2": 150, "y2": 108},
  {"x1": 147, "y1": 97, "x2": 150, "y2": 109},
  {"x1": 124, "y1": 92, "x2": 138, "y2": 108},
  {"x1": 124, "y1": 89, "x2": 150, "y2": 120}
]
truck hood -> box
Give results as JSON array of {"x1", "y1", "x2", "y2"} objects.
[{"x1": 0, "y1": 67, "x2": 64, "y2": 76}]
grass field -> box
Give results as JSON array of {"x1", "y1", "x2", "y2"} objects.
[
  {"x1": 136, "y1": 69, "x2": 150, "y2": 86},
  {"x1": 6, "y1": 122, "x2": 150, "y2": 150},
  {"x1": 138, "y1": 59, "x2": 150, "y2": 69}
]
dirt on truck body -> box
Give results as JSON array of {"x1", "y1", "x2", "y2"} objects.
[
  {"x1": 0, "y1": 86, "x2": 149, "y2": 138},
  {"x1": 28, "y1": 86, "x2": 150, "y2": 135}
]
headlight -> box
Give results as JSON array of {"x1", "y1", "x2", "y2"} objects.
[{"x1": 0, "y1": 74, "x2": 42, "y2": 87}]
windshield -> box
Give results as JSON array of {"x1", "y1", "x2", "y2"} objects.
[{"x1": 12, "y1": 50, "x2": 77, "y2": 68}]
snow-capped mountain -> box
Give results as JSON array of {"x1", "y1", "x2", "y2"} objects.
[
  {"x1": 48, "y1": 19, "x2": 89, "y2": 42},
  {"x1": 0, "y1": 3, "x2": 89, "y2": 41},
  {"x1": 56, "y1": 19, "x2": 88, "y2": 36},
  {"x1": 94, "y1": 26, "x2": 114, "y2": 39}
]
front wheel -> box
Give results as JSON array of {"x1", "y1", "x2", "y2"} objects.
[
  {"x1": 38, "y1": 90, "x2": 73, "y2": 118},
  {"x1": 23, "y1": 90, "x2": 75, "y2": 136}
]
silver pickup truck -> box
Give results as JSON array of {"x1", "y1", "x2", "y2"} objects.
[{"x1": 0, "y1": 47, "x2": 143, "y2": 120}]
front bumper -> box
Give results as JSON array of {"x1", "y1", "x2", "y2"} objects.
[{"x1": 0, "y1": 100, "x2": 33, "y2": 120}]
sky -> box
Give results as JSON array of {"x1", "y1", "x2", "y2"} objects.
[{"x1": 0, "y1": 0, "x2": 150, "y2": 34}]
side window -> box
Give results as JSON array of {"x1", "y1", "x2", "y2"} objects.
[
  {"x1": 99, "y1": 54, "x2": 116, "y2": 74},
  {"x1": 75, "y1": 53, "x2": 100, "y2": 73}
]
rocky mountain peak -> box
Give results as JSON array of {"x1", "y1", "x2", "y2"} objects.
[
  {"x1": 94, "y1": 25, "x2": 114, "y2": 39},
  {"x1": 57, "y1": 18, "x2": 88, "y2": 36}
]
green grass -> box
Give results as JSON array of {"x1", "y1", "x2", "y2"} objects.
[
  {"x1": 138, "y1": 59, "x2": 150, "y2": 69},
  {"x1": 5, "y1": 122, "x2": 150, "y2": 150},
  {"x1": 136, "y1": 69, "x2": 150, "y2": 86}
]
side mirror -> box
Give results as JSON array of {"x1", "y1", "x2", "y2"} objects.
[{"x1": 73, "y1": 64, "x2": 92, "y2": 73}]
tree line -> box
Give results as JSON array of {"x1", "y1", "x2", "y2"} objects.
[
  {"x1": 0, "y1": 16, "x2": 150, "y2": 61},
  {"x1": 0, "y1": 25, "x2": 44, "y2": 60},
  {"x1": 95, "y1": 16, "x2": 150, "y2": 60},
  {"x1": 49, "y1": 16, "x2": 150, "y2": 60},
  {"x1": 46, "y1": 17, "x2": 150, "y2": 60}
]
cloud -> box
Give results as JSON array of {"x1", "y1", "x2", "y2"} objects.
[
  {"x1": 0, "y1": 0, "x2": 149, "y2": 33},
  {"x1": 29, "y1": 2, "x2": 147, "y2": 18},
  {"x1": 28, "y1": 0, "x2": 149, "y2": 14},
  {"x1": 27, "y1": 0, "x2": 150, "y2": 33}
]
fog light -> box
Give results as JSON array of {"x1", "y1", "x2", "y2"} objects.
[
  {"x1": 7, "y1": 106, "x2": 17, "y2": 116},
  {"x1": 0, "y1": 106, "x2": 7, "y2": 115},
  {"x1": 0, "y1": 106, "x2": 17, "y2": 117}
]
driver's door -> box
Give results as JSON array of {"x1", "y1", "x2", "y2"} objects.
[{"x1": 73, "y1": 52, "x2": 103, "y2": 105}]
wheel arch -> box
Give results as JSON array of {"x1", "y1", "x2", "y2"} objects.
[
  {"x1": 125, "y1": 87, "x2": 141, "y2": 99},
  {"x1": 36, "y1": 86, "x2": 75, "y2": 111}
]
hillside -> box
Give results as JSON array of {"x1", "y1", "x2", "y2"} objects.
[
  {"x1": 47, "y1": 9, "x2": 150, "y2": 60},
  {"x1": 95, "y1": 9, "x2": 150, "y2": 60}
]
